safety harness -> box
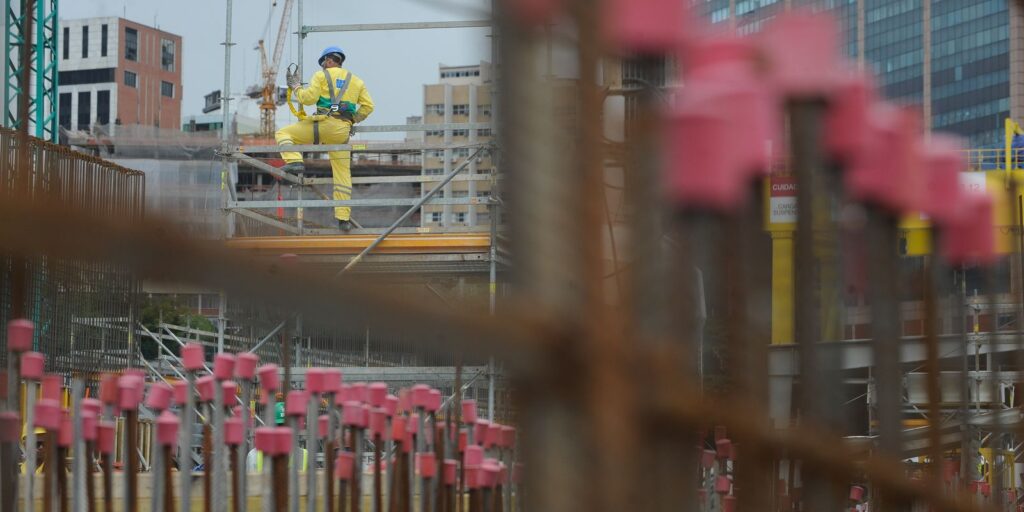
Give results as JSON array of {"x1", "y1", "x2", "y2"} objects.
[{"x1": 285, "y1": 64, "x2": 356, "y2": 145}]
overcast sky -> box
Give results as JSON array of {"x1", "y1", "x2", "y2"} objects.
[{"x1": 64, "y1": 0, "x2": 493, "y2": 133}]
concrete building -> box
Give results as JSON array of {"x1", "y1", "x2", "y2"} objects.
[
  {"x1": 57, "y1": 17, "x2": 182, "y2": 135},
  {"x1": 692, "y1": 0, "x2": 1021, "y2": 148},
  {"x1": 421, "y1": 62, "x2": 494, "y2": 229}
]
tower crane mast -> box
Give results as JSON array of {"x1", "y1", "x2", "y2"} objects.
[{"x1": 256, "y1": 0, "x2": 295, "y2": 137}]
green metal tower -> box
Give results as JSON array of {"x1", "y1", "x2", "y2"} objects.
[{"x1": 4, "y1": 0, "x2": 58, "y2": 142}]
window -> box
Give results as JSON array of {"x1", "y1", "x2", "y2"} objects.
[
  {"x1": 425, "y1": 130, "x2": 443, "y2": 137},
  {"x1": 429, "y1": 212, "x2": 442, "y2": 223},
  {"x1": 452, "y1": 190, "x2": 469, "y2": 198},
  {"x1": 58, "y1": 93, "x2": 71, "y2": 130},
  {"x1": 161, "y1": 39, "x2": 175, "y2": 71},
  {"x1": 452, "y1": 104, "x2": 469, "y2": 116},
  {"x1": 478, "y1": 105, "x2": 491, "y2": 116},
  {"x1": 97, "y1": 90, "x2": 110, "y2": 125},
  {"x1": 425, "y1": 149, "x2": 443, "y2": 158},
  {"x1": 77, "y1": 91, "x2": 91, "y2": 130},
  {"x1": 477, "y1": 128, "x2": 492, "y2": 137},
  {"x1": 81, "y1": 25, "x2": 88, "y2": 58},
  {"x1": 425, "y1": 104, "x2": 444, "y2": 116},
  {"x1": 58, "y1": 68, "x2": 115, "y2": 85},
  {"x1": 455, "y1": 212, "x2": 467, "y2": 223},
  {"x1": 452, "y1": 129, "x2": 469, "y2": 137},
  {"x1": 124, "y1": 70, "x2": 137, "y2": 88},
  {"x1": 62, "y1": 27, "x2": 69, "y2": 59},
  {"x1": 101, "y1": 24, "x2": 108, "y2": 57},
  {"x1": 161, "y1": 81, "x2": 174, "y2": 98},
  {"x1": 454, "y1": 148, "x2": 470, "y2": 158},
  {"x1": 424, "y1": 168, "x2": 444, "y2": 175},
  {"x1": 124, "y1": 28, "x2": 138, "y2": 61}
]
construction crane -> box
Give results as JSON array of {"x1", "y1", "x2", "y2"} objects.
[{"x1": 247, "y1": 0, "x2": 295, "y2": 137}]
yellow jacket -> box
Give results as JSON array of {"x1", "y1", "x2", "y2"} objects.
[{"x1": 295, "y1": 67, "x2": 374, "y2": 123}]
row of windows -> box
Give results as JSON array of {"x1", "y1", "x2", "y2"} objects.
[
  {"x1": 932, "y1": 69, "x2": 1008, "y2": 102},
  {"x1": 62, "y1": 24, "x2": 108, "y2": 59},
  {"x1": 58, "y1": 90, "x2": 111, "y2": 131},
  {"x1": 424, "y1": 190, "x2": 490, "y2": 199},
  {"x1": 932, "y1": 25, "x2": 1008, "y2": 59},
  {"x1": 427, "y1": 211, "x2": 492, "y2": 224},
  {"x1": 424, "y1": 129, "x2": 492, "y2": 138},
  {"x1": 424, "y1": 148, "x2": 476, "y2": 158},
  {"x1": 441, "y1": 69, "x2": 481, "y2": 78},
  {"x1": 933, "y1": 97, "x2": 1008, "y2": 128},
  {"x1": 62, "y1": 25, "x2": 175, "y2": 72},
  {"x1": 866, "y1": 0, "x2": 920, "y2": 25},
  {"x1": 931, "y1": 0, "x2": 1006, "y2": 31},
  {"x1": 425, "y1": 104, "x2": 492, "y2": 117},
  {"x1": 424, "y1": 167, "x2": 492, "y2": 176},
  {"x1": 933, "y1": 40, "x2": 1008, "y2": 74},
  {"x1": 123, "y1": 70, "x2": 175, "y2": 98}
]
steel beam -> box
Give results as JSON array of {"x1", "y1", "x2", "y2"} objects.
[
  {"x1": 354, "y1": 122, "x2": 490, "y2": 133},
  {"x1": 228, "y1": 197, "x2": 491, "y2": 208},
  {"x1": 301, "y1": 20, "x2": 491, "y2": 34},
  {"x1": 231, "y1": 142, "x2": 489, "y2": 153}
]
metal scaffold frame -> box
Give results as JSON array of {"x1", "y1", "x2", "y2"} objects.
[{"x1": 3, "y1": 0, "x2": 57, "y2": 142}]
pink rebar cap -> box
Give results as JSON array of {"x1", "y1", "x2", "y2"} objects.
[
  {"x1": 20, "y1": 352, "x2": 44, "y2": 380},
  {"x1": 181, "y1": 343, "x2": 205, "y2": 372},
  {"x1": 235, "y1": 352, "x2": 259, "y2": 380},
  {"x1": 41, "y1": 374, "x2": 62, "y2": 402},
  {"x1": 482, "y1": 461, "x2": 501, "y2": 488},
  {"x1": 172, "y1": 380, "x2": 189, "y2": 406},
  {"x1": 664, "y1": 104, "x2": 745, "y2": 212},
  {"x1": 485, "y1": 423, "x2": 503, "y2": 448},
  {"x1": 410, "y1": 384, "x2": 431, "y2": 409},
  {"x1": 368, "y1": 382, "x2": 388, "y2": 407},
  {"x1": 324, "y1": 369, "x2": 343, "y2": 392},
  {"x1": 257, "y1": 364, "x2": 280, "y2": 391},
  {"x1": 351, "y1": 382, "x2": 368, "y2": 403},
  {"x1": 213, "y1": 354, "x2": 236, "y2": 380},
  {"x1": 285, "y1": 390, "x2": 309, "y2": 417},
  {"x1": 370, "y1": 408, "x2": 388, "y2": 439},
  {"x1": 845, "y1": 105, "x2": 924, "y2": 214},
  {"x1": 269, "y1": 427, "x2": 293, "y2": 456},
  {"x1": 343, "y1": 401, "x2": 368, "y2": 428},
  {"x1": 443, "y1": 459, "x2": 458, "y2": 485},
  {"x1": 602, "y1": 0, "x2": 689, "y2": 54},
  {"x1": 222, "y1": 380, "x2": 239, "y2": 401},
  {"x1": 58, "y1": 413, "x2": 73, "y2": 447},
  {"x1": 461, "y1": 400, "x2": 477, "y2": 424},
  {"x1": 942, "y1": 191, "x2": 996, "y2": 266},
  {"x1": 34, "y1": 398, "x2": 62, "y2": 430},
  {"x1": 224, "y1": 416, "x2": 244, "y2": 445},
  {"x1": 715, "y1": 475, "x2": 731, "y2": 495},
  {"x1": 335, "y1": 451, "x2": 355, "y2": 481},
  {"x1": 196, "y1": 375, "x2": 215, "y2": 403},
  {"x1": 418, "y1": 452, "x2": 437, "y2": 478},
  {"x1": 464, "y1": 445, "x2": 484, "y2": 466},
  {"x1": 81, "y1": 410, "x2": 98, "y2": 442},
  {"x1": 465, "y1": 466, "x2": 482, "y2": 489},
  {"x1": 759, "y1": 11, "x2": 841, "y2": 96},
  {"x1": 99, "y1": 374, "x2": 118, "y2": 405},
  {"x1": 384, "y1": 395, "x2": 399, "y2": 417},
  {"x1": 426, "y1": 389, "x2": 442, "y2": 413},
  {"x1": 319, "y1": 415, "x2": 330, "y2": 438},
  {"x1": 306, "y1": 368, "x2": 328, "y2": 394},
  {"x1": 254, "y1": 427, "x2": 274, "y2": 453},
  {"x1": 716, "y1": 438, "x2": 733, "y2": 460},
  {"x1": 824, "y1": 73, "x2": 875, "y2": 163},
  {"x1": 406, "y1": 413, "x2": 419, "y2": 434},
  {"x1": 922, "y1": 134, "x2": 967, "y2": 227},
  {"x1": 391, "y1": 416, "x2": 407, "y2": 443},
  {"x1": 500, "y1": 426, "x2": 516, "y2": 448},
  {"x1": 157, "y1": 411, "x2": 180, "y2": 446},
  {"x1": 474, "y1": 420, "x2": 490, "y2": 444},
  {"x1": 146, "y1": 382, "x2": 174, "y2": 411},
  {"x1": 118, "y1": 375, "x2": 144, "y2": 410},
  {"x1": 98, "y1": 421, "x2": 116, "y2": 454},
  {"x1": 6, "y1": 319, "x2": 33, "y2": 353}
]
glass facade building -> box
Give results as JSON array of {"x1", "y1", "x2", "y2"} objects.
[{"x1": 693, "y1": 0, "x2": 1014, "y2": 147}]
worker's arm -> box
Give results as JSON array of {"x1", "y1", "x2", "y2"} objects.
[
  {"x1": 295, "y1": 71, "x2": 326, "y2": 106},
  {"x1": 353, "y1": 82, "x2": 374, "y2": 124}
]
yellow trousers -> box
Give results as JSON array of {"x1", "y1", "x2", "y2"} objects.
[{"x1": 275, "y1": 117, "x2": 353, "y2": 221}]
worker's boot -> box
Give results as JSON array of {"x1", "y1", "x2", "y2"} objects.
[
  {"x1": 338, "y1": 220, "x2": 354, "y2": 232},
  {"x1": 281, "y1": 162, "x2": 305, "y2": 174}
]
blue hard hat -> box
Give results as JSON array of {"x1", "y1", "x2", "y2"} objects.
[{"x1": 318, "y1": 46, "x2": 346, "y2": 66}]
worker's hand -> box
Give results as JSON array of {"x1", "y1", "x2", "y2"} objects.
[{"x1": 286, "y1": 72, "x2": 302, "y2": 90}]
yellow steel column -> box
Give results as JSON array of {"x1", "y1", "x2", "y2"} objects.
[{"x1": 771, "y1": 232, "x2": 795, "y2": 345}]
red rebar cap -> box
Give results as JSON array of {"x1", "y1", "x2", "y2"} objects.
[
  {"x1": 418, "y1": 452, "x2": 437, "y2": 478},
  {"x1": 922, "y1": 134, "x2": 967, "y2": 227},
  {"x1": 235, "y1": 352, "x2": 259, "y2": 380},
  {"x1": 849, "y1": 485, "x2": 865, "y2": 502},
  {"x1": 398, "y1": 389, "x2": 410, "y2": 413},
  {"x1": 716, "y1": 438, "x2": 732, "y2": 460},
  {"x1": 342, "y1": 400, "x2": 367, "y2": 428},
  {"x1": 254, "y1": 426, "x2": 274, "y2": 453},
  {"x1": 118, "y1": 375, "x2": 144, "y2": 410},
  {"x1": 269, "y1": 426, "x2": 293, "y2": 456},
  {"x1": 684, "y1": 34, "x2": 755, "y2": 82},
  {"x1": 196, "y1": 375, "x2": 216, "y2": 403},
  {"x1": 426, "y1": 389, "x2": 442, "y2": 413},
  {"x1": 224, "y1": 416, "x2": 244, "y2": 445},
  {"x1": 391, "y1": 416, "x2": 407, "y2": 443},
  {"x1": 443, "y1": 459, "x2": 458, "y2": 485},
  {"x1": 181, "y1": 343, "x2": 205, "y2": 371},
  {"x1": 81, "y1": 398, "x2": 102, "y2": 418},
  {"x1": 465, "y1": 445, "x2": 484, "y2": 466},
  {"x1": 213, "y1": 353, "x2": 236, "y2": 380},
  {"x1": 306, "y1": 368, "x2": 327, "y2": 393},
  {"x1": 333, "y1": 384, "x2": 350, "y2": 406},
  {"x1": 458, "y1": 430, "x2": 468, "y2": 452},
  {"x1": 474, "y1": 420, "x2": 491, "y2": 444},
  {"x1": 56, "y1": 412, "x2": 73, "y2": 447},
  {"x1": 146, "y1": 382, "x2": 174, "y2": 411},
  {"x1": 701, "y1": 449, "x2": 716, "y2": 469},
  {"x1": 602, "y1": 0, "x2": 690, "y2": 54},
  {"x1": 500, "y1": 426, "x2": 516, "y2": 448},
  {"x1": 384, "y1": 395, "x2": 399, "y2": 417},
  {"x1": 324, "y1": 369, "x2": 343, "y2": 392},
  {"x1": 664, "y1": 105, "x2": 745, "y2": 212},
  {"x1": 370, "y1": 408, "x2": 387, "y2": 438},
  {"x1": 351, "y1": 382, "x2": 368, "y2": 403},
  {"x1": 222, "y1": 380, "x2": 238, "y2": 400},
  {"x1": 406, "y1": 413, "x2": 420, "y2": 434},
  {"x1": 98, "y1": 421, "x2": 116, "y2": 454},
  {"x1": 172, "y1": 380, "x2": 189, "y2": 406},
  {"x1": 485, "y1": 423, "x2": 503, "y2": 448},
  {"x1": 715, "y1": 475, "x2": 731, "y2": 495},
  {"x1": 0, "y1": 412, "x2": 20, "y2": 442},
  {"x1": 286, "y1": 390, "x2": 309, "y2": 417},
  {"x1": 824, "y1": 73, "x2": 875, "y2": 163},
  {"x1": 7, "y1": 319, "x2": 33, "y2": 353},
  {"x1": 42, "y1": 374, "x2": 62, "y2": 402},
  {"x1": 34, "y1": 398, "x2": 61, "y2": 430},
  {"x1": 368, "y1": 382, "x2": 388, "y2": 407},
  {"x1": 722, "y1": 495, "x2": 737, "y2": 512},
  {"x1": 410, "y1": 384, "x2": 431, "y2": 409},
  {"x1": 845, "y1": 105, "x2": 924, "y2": 213},
  {"x1": 758, "y1": 11, "x2": 842, "y2": 96},
  {"x1": 99, "y1": 374, "x2": 118, "y2": 405},
  {"x1": 942, "y1": 191, "x2": 996, "y2": 266},
  {"x1": 157, "y1": 411, "x2": 180, "y2": 446},
  {"x1": 503, "y1": 0, "x2": 562, "y2": 26},
  {"x1": 465, "y1": 465, "x2": 482, "y2": 489},
  {"x1": 335, "y1": 451, "x2": 355, "y2": 481},
  {"x1": 482, "y1": 461, "x2": 501, "y2": 488},
  {"x1": 318, "y1": 414, "x2": 330, "y2": 438},
  {"x1": 20, "y1": 352, "x2": 44, "y2": 380},
  {"x1": 257, "y1": 364, "x2": 280, "y2": 391},
  {"x1": 81, "y1": 410, "x2": 98, "y2": 442}
]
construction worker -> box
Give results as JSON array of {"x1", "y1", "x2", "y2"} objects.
[
  {"x1": 20, "y1": 427, "x2": 47, "y2": 474},
  {"x1": 278, "y1": 46, "x2": 375, "y2": 232},
  {"x1": 246, "y1": 400, "x2": 308, "y2": 472}
]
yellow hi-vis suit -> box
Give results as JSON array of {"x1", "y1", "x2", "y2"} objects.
[{"x1": 276, "y1": 67, "x2": 375, "y2": 222}]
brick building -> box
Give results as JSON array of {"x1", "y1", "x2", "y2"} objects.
[{"x1": 57, "y1": 17, "x2": 182, "y2": 134}]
